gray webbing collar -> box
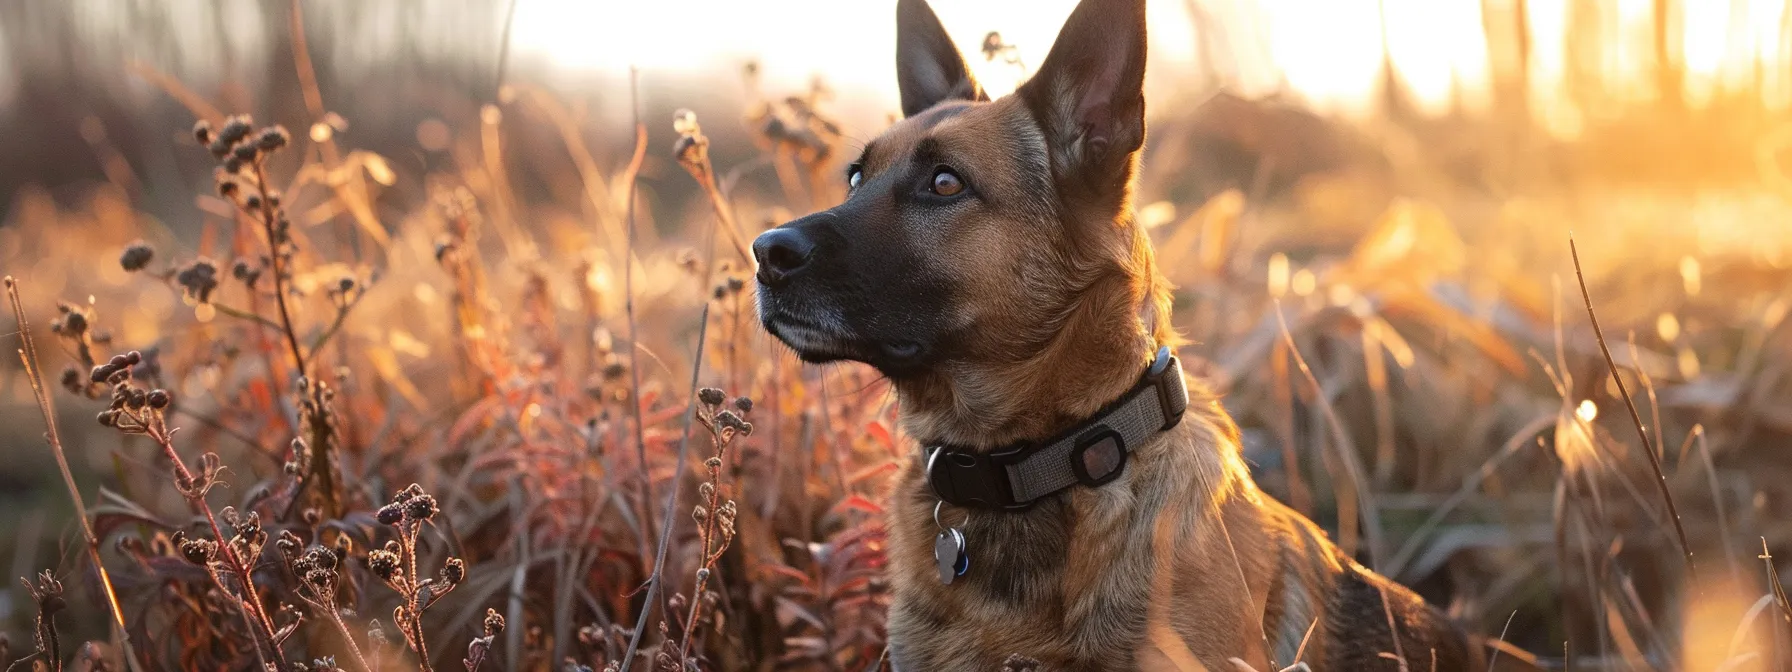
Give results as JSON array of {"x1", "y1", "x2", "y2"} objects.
[{"x1": 923, "y1": 347, "x2": 1189, "y2": 511}]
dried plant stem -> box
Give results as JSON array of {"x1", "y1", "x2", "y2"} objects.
[
  {"x1": 322, "y1": 605, "x2": 372, "y2": 671},
  {"x1": 4, "y1": 277, "x2": 140, "y2": 672},
  {"x1": 143, "y1": 418, "x2": 284, "y2": 664},
  {"x1": 1567, "y1": 236, "x2": 1696, "y2": 582},
  {"x1": 1377, "y1": 585, "x2": 1411, "y2": 672},
  {"x1": 241, "y1": 158, "x2": 345, "y2": 519},
  {"x1": 679, "y1": 149, "x2": 752, "y2": 266},
  {"x1": 1273, "y1": 303, "x2": 1385, "y2": 568},
  {"x1": 1761, "y1": 539, "x2": 1792, "y2": 627},
  {"x1": 677, "y1": 411, "x2": 740, "y2": 663},
  {"x1": 621, "y1": 67, "x2": 658, "y2": 573},
  {"x1": 403, "y1": 528, "x2": 434, "y2": 671},
  {"x1": 211, "y1": 302, "x2": 284, "y2": 331},
  {"x1": 620, "y1": 306, "x2": 711, "y2": 672},
  {"x1": 249, "y1": 161, "x2": 308, "y2": 375}
]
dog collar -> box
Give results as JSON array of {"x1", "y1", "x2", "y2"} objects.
[{"x1": 923, "y1": 346, "x2": 1188, "y2": 511}]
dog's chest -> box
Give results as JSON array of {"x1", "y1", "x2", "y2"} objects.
[{"x1": 885, "y1": 477, "x2": 1156, "y2": 669}]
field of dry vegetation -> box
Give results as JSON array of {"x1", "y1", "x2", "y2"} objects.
[{"x1": 2, "y1": 2, "x2": 1792, "y2": 671}]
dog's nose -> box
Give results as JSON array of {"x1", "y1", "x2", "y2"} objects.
[{"x1": 753, "y1": 227, "x2": 814, "y2": 287}]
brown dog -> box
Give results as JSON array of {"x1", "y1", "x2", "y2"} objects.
[{"x1": 752, "y1": 1, "x2": 1536, "y2": 669}]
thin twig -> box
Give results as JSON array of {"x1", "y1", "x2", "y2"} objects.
[
  {"x1": 308, "y1": 294, "x2": 365, "y2": 354},
  {"x1": 621, "y1": 67, "x2": 658, "y2": 576},
  {"x1": 1273, "y1": 302, "x2": 1385, "y2": 569},
  {"x1": 210, "y1": 302, "x2": 283, "y2": 331},
  {"x1": 619, "y1": 305, "x2": 712, "y2": 671},
  {"x1": 5, "y1": 277, "x2": 141, "y2": 672},
  {"x1": 1567, "y1": 236, "x2": 1696, "y2": 582}
]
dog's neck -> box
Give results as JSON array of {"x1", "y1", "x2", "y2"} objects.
[{"x1": 895, "y1": 272, "x2": 1153, "y2": 452}]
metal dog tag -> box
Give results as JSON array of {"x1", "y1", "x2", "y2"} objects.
[{"x1": 934, "y1": 527, "x2": 968, "y2": 585}]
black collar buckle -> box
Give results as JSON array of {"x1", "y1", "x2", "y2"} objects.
[{"x1": 924, "y1": 444, "x2": 1028, "y2": 511}]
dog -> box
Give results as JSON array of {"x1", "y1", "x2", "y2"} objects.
[{"x1": 752, "y1": 0, "x2": 1539, "y2": 669}]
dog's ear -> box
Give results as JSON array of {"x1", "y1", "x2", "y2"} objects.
[
  {"x1": 1019, "y1": 0, "x2": 1148, "y2": 194},
  {"x1": 895, "y1": 0, "x2": 987, "y2": 117}
]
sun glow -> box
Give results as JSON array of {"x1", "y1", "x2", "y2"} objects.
[{"x1": 509, "y1": 0, "x2": 1792, "y2": 132}]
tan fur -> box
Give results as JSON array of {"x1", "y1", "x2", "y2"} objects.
[
  {"x1": 868, "y1": 52, "x2": 1516, "y2": 672},
  {"x1": 752, "y1": 2, "x2": 1543, "y2": 669}
]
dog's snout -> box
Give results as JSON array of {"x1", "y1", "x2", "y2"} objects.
[{"x1": 753, "y1": 227, "x2": 815, "y2": 287}]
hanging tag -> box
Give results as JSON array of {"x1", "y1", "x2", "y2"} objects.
[{"x1": 934, "y1": 527, "x2": 968, "y2": 585}]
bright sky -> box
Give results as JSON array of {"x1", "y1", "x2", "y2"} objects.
[
  {"x1": 506, "y1": 0, "x2": 1792, "y2": 133},
  {"x1": 506, "y1": 0, "x2": 1479, "y2": 117}
]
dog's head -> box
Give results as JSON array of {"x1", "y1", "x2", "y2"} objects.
[{"x1": 754, "y1": 0, "x2": 1166, "y2": 380}]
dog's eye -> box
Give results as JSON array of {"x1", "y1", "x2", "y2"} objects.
[
  {"x1": 847, "y1": 164, "x2": 863, "y2": 189},
  {"x1": 930, "y1": 168, "x2": 965, "y2": 197}
]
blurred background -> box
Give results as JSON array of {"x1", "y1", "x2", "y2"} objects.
[{"x1": 2, "y1": 0, "x2": 1791, "y2": 670}]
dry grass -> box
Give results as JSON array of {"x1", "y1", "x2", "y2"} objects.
[{"x1": 1, "y1": 25, "x2": 1791, "y2": 672}]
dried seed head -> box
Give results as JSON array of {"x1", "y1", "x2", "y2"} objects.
[
  {"x1": 217, "y1": 115, "x2": 254, "y2": 148},
  {"x1": 193, "y1": 120, "x2": 213, "y2": 144},
  {"x1": 276, "y1": 530, "x2": 302, "y2": 555},
  {"x1": 697, "y1": 388, "x2": 726, "y2": 406},
  {"x1": 601, "y1": 360, "x2": 628, "y2": 381},
  {"x1": 57, "y1": 308, "x2": 89, "y2": 335},
  {"x1": 120, "y1": 242, "x2": 155, "y2": 272},
  {"x1": 177, "y1": 259, "x2": 220, "y2": 303},
  {"x1": 177, "y1": 533, "x2": 218, "y2": 566},
  {"x1": 256, "y1": 126, "x2": 290, "y2": 151},
  {"x1": 483, "y1": 608, "x2": 505, "y2": 636},
  {"x1": 310, "y1": 546, "x2": 339, "y2": 572},
  {"x1": 715, "y1": 410, "x2": 753, "y2": 436},
  {"x1": 403, "y1": 494, "x2": 439, "y2": 521},
  {"x1": 375, "y1": 503, "x2": 404, "y2": 525},
  {"x1": 231, "y1": 142, "x2": 259, "y2": 161},
  {"x1": 26, "y1": 571, "x2": 66, "y2": 615},
  {"x1": 733, "y1": 396, "x2": 753, "y2": 413},
  {"x1": 441, "y1": 557, "x2": 465, "y2": 585},
  {"x1": 367, "y1": 549, "x2": 401, "y2": 580},
  {"x1": 393, "y1": 483, "x2": 426, "y2": 503},
  {"x1": 147, "y1": 389, "x2": 170, "y2": 409}
]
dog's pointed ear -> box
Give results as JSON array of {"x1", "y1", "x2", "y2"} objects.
[
  {"x1": 1019, "y1": 0, "x2": 1148, "y2": 191},
  {"x1": 896, "y1": 0, "x2": 987, "y2": 117}
]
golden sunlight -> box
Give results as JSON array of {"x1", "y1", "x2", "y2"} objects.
[{"x1": 511, "y1": 0, "x2": 1792, "y2": 131}]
